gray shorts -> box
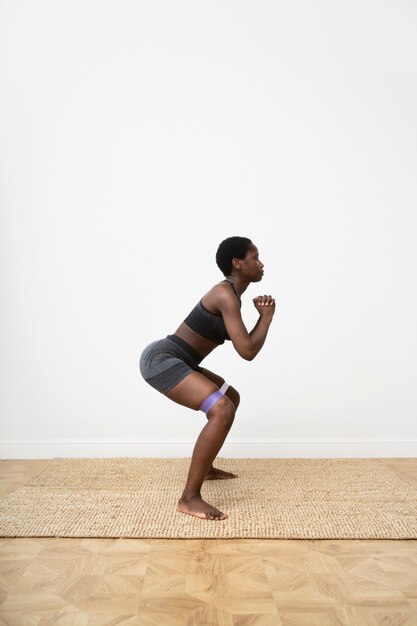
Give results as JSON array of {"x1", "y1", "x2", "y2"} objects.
[{"x1": 139, "y1": 334, "x2": 205, "y2": 394}]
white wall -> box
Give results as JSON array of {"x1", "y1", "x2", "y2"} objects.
[{"x1": 1, "y1": 0, "x2": 416, "y2": 459}]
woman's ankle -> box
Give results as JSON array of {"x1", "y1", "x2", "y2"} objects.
[{"x1": 180, "y1": 491, "x2": 201, "y2": 501}]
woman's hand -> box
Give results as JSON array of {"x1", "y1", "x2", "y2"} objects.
[{"x1": 253, "y1": 295, "x2": 276, "y2": 318}]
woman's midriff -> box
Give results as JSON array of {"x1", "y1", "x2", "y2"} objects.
[{"x1": 172, "y1": 322, "x2": 218, "y2": 360}]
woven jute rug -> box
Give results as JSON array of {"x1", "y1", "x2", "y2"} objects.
[{"x1": 0, "y1": 457, "x2": 416, "y2": 539}]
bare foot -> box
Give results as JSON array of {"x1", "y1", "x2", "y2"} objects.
[
  {"x1": 177, "y1": 496, "x2": 228, "y2": 520},
  {"x1": 205, "y1": 467, "x2": 238, "y2": 480}
]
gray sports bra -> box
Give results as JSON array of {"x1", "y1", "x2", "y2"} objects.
[{"x1": 183, "y1": 279, "x2": 241, "y2": 345}]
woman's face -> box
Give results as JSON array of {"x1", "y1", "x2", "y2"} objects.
[{"x1": 240, "y1": 244, "x2": 264, "y2": 281}]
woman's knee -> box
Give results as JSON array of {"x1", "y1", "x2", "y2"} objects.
[
  {"x1": 227, "y1": 386, "x2": 240, "y2": 409},
  {"x1": 207, "y1": 395, "x2": 235, "y2": 427}
]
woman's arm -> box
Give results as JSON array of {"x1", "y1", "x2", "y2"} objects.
[
  {"x1": 218, "y1": 291, "x2": 276, "y2": 361},
  {"x1": 246, "y1": 295, "x2": 275, "y2": 359}
]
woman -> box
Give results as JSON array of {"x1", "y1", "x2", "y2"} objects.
[{"x1": 139, "y1": 236, "x2": 276, "y2": 521}]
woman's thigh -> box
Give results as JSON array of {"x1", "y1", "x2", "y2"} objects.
[
  {"x1": 197, "y1": 367, "x2": 240, "y2": 410},
  {"x1": 164, "y1": 371, "x2": 221, "y2": 411}
]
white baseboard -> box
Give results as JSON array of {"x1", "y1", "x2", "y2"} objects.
[{"x1": 0, "y1": 440, "x2": 416, "y2": 459}]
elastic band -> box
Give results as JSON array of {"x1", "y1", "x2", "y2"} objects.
[
  {"x1": 199, "y1": 381, "x2": 229, "y2": 414},
  {"x1": 200, "y1": 390, "x2": 224, "y2": 413},
  {"x1": 219, "y1": 382, "x2": 229, "y2": 394}
]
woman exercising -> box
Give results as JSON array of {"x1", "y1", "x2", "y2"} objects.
[{"x1": 139, "y1": 236, "x2": 276, "y2": 521}]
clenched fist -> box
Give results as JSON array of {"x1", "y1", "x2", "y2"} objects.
[{"x1": 253, "y1": 294, "x2": 276, "y2": 318}]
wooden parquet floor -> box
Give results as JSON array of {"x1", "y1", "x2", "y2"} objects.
[{"x1": 0, "y1": 459, "x2": 417, "y2": 626}]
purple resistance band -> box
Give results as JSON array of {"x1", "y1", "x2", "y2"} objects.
[{"x1": 199, "y1": 382, "x2": 229, "y2": 414}]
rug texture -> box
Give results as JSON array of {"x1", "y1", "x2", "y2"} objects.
[{"x1": 0, "y1": 457, "x2": 416, "y2": 539}]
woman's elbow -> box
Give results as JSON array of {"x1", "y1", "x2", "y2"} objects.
[
  {"x1": 239, "y1": 348, "x2": 256, "y2": 361},
  {"x1": 232, "y1": 339, "x2": 256, "y2": 361}
]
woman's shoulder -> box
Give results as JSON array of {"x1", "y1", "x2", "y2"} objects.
[
  {"x1": 207, "y1": 278, "x2": 235, "y2": 298},
  {"x1": 201, "y1": 279, "x2": 240, "y2": 314}
]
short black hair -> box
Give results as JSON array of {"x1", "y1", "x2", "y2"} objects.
[{"x1": 215, "y1": 236, "x2": 253, "y2": 276}]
